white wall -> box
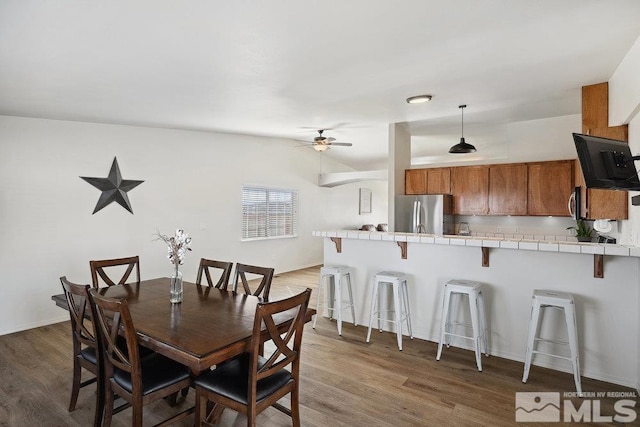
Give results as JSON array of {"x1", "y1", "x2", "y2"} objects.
[
  {"x1": 0, "y1": 115, "x2": 388, "y2": 335},
  {"x1": 411, "y1": 114, "x2": 581, "y2": 166},
  {"x1": 610, "y1": 32, "x2": 640, "y2": 392},
  {"x1": 610, "y1": 34, "x2": 640, "y2": 126}
]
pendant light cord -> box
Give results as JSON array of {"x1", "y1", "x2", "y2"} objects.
[{"x1": 459, "y1": 104, "x2": 466, "y2": 138}]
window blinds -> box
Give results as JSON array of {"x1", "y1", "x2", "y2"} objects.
[{"x1": 242, "y1": 186, "x2": 298, "y2": 240}]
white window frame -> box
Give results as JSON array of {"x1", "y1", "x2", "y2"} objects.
[{"x1": 241, "y1": 185, "x2": 298, "y2": 241}]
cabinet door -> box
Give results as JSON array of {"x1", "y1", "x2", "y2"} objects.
[
  {"x1": 580, "y1": 82, "x2": 628, "y2": 220},
  {"x1": 527, "y1": 160, "x2": 574, "y2": 216},
  {"x1": 426, "y1": 168, "x2": 451, "y2": 194},
  {"x1": 582, "y1": 82, "x2": 609, "y2": 133},
  {"x1": 489, "y1": 164, "x2": 527, "y2": 215},
  {"x1": 452, "y1": 166, "x2": 489, "y2": 215},
  {"x1": 405, "y1": 169, "x2": 427, "y2": 195}
]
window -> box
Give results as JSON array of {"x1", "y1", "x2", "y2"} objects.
[{"x1": 242, "y1": 186, "x2": 298, "y2": 240}]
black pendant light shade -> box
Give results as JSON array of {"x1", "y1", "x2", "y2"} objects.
[
  {"x1": 449, "y1": 137, "x2": 477, "y2": 153},
  {"x1": 449, "y1": 104, "x2": 476, "y2": 154}
]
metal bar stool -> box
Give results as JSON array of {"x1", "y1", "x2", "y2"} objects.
[
  {"x1": 366, "y1": 271, "x2": 412, "y2": 350},
  {"x1": 436, "y1": 279, "x2": 489, "y2": 371},
  {"x1": 313, "y1": 265, "x2": 357, "y2": 335},
  {"x1": 522, "y1": 289, "x2": 582, "y2": 395}
]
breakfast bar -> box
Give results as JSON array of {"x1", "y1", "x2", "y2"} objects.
[{"x1": 314, "y1": 230, "x2": 640, "y2": 389}]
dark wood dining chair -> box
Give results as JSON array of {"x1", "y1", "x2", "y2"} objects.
[
  {"x1": 193, "y1": 288, "x2": 312, "y2": 427},
  {"x1": 88, "y1": 289, "x2": 193, "y2": 427},
  {"x1": 232, "y1": 263, "x2": 275, "y2": 300},
  {"x1": 90, "y1": 256, "x2": 140, "y2": 288},
  {"x1": 59, "y1": 277, "x2": 101, "y2": 416},
  {"x1": 195, "y1": 258, "x2": 233, "y2": 289}
]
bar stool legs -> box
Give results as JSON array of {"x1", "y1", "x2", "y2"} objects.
[
  {"x1": 522, "y1": 289, "x2": 582, "y2": 396},
  {"x1": 436, "y1": 280, "x2": 489, "y2": 371},
  {"x1": 366, "y1": 271, "x2": 412, "y2": 351},
  {"x1": 313, "y1": 266, "x2": 357, "y2": 336}
]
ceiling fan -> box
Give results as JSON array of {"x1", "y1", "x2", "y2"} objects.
[{"x1": 304, "y1": 130, "x2": 353, "y2": 152}]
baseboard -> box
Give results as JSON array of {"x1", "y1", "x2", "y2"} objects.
[
  {"x1": 418, "y1": 331, "x2": 637, "y2": 389},
  {"x1": 0, "y1": 315, "x2": 67, "y2": 336}
]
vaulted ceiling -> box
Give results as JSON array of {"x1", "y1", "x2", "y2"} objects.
[{"x1": 2, "y1": 1, "x2": 640, "y2": 170}]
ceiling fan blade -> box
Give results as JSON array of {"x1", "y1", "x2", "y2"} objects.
[
  {"x1": 328, "y1": 142, "x2": 352, "y2": 146},
  {"x1": 326, "y1": 137, "x2": 336, "y2": 142}
]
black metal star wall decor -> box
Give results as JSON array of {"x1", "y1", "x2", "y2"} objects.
[{"x1": 80, "y1": 157, "x2": 144, "y2": 214}]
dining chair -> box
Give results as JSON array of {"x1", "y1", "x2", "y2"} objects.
[
  {"x1": 193, "y1": 288, "x2": 312, "y2": 427},
  {"x1": 195, "y1": 258, "x2": 233, "y2": 289},
  {"x1": 90, "y1": 256, "x2": 140, "y2": 288},
  {"x1": 232, "y1": 263, "x2": 275, "y2": 300},
  {"x1": 88, "y1": 289, "x2": 193, "y2": 427},
  {"x1": 59, "y1": 277, "x2": 100, "y2": 414}
]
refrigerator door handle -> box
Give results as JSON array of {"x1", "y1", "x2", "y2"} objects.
[{"x1": 414, "y1": 200, "x2": 426, "y2": 233}]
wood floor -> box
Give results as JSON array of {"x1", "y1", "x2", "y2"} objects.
[{"x1": 0, "y1": 266, "x2": 637, "y2": 426}]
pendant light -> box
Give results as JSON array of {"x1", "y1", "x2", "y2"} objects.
[{"x1": 449, "y1": 104, "x2": 476, "y2": 154}]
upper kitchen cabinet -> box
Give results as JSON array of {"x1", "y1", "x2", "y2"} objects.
[
  {"x1": 582, "y1": 82, "x2": 609, "y2": 133},
  {"x1": 579, "y1": 82, "x2": 628, "y2": 220},
  {"x1": 527, "y1": 160, "x2": 574, "y2": 216},
  {"x1": 405, "y1": 169, "x2": 427, "y2": 194},
  {"x1": 426, "y1": 168, "x2": 451, "y2": 194},
  {"x1": 405, "y1": 168, "x2": 451, "y2": 195},
  {"x1": 489, "y1": 163, "x2": 528, "y2": 215},
  {"x1": 452, "y1": 166, "x2": 489, "y2": 215}
]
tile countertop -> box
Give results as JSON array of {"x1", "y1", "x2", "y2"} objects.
[{"x1": 312, "y1": 230, "x2": 640, "y2": 258}]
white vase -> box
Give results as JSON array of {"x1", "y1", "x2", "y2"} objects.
[{"x1": 170, "y1": 269, "x2": 183, "y2": 303}]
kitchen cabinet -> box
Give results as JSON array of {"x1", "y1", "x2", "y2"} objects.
[
  {"x1": 452, "y1": 166, "x2": 489, "y2": 215},
  {"x1": 405, "y1": 168, "x2": 451, "y2": 194},
  {"x1": 582, "y1": 82, "x2": 609, "y2": 132},
  {"x1": 489, "y1": 163, "x2": 528, "y2": 215},
  {"x1": 405, "y1": 169, "x2": 426, "y2": 194},
  {"x1": 527, "y1": 160, "x2": 574, "y2": 216},
  {"x1": 426, "y1": 168, "x2": 451, "y2": 194},
  {"x1": 578, "y1": 82, "x2": 628, "y2": 220}
]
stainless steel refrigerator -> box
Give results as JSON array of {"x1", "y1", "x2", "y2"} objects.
[{"x1": 394, "y1": 194, "x2": 454, "y2": 235}]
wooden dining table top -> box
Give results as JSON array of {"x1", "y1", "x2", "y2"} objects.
[{"x1": 52, "y1": 278, "x2": 315, "y2": 374}]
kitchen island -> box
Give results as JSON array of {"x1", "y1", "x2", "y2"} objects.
[{"x1": 314, "y1": 230, "x2": 640, "y2": 389}]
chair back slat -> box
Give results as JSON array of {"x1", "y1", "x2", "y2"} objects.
[
  {"x1": 196, "y1": 258, "x2": 233, "y2": 289},
  {"x1": 251, "y1": 288, "x2": 311, "y2": 383},
  {"x1": 232, "y1": 263, "x2": 274, "y2": 299},
  {"x1": 88, "y1": 290, "x2": 140, "y2": 381},
  {"x1": 90, "y1": 256, "x2": 140, "y2": 288},
  {"x1": 60, "y1": 277, "x2": 97, "y2": 351}
]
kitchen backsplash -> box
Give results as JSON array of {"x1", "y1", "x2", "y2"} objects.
[{"x1": 454, "y1": 215, "x2": 620, "y2": 241}]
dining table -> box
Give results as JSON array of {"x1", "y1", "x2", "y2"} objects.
[{"x1": 51, "y1": 277, "x2": 315, "y2": 425}]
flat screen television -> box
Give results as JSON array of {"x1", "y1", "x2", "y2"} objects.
[{"x1": 572, "y1": 132, "x2": 640, "y2": 191}]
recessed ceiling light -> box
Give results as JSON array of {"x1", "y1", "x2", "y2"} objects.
[{"x1": 406, "y1": 95, "x2": 433, "y2": 104}]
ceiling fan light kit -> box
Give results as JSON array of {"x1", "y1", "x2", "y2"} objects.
[
  {"x1": 305, "y1": 129, "x2": 353, "y2": 151},
  {"x1": 449, "y1": 104, "x2": 477, "y2": 154},
  {"x1": 406, "y1": 94, "x2": 433, "y2": 104}
]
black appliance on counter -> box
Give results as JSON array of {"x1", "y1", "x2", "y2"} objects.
[{"x1": 597, "y1": 235, "x2": 616, "y2": 244}]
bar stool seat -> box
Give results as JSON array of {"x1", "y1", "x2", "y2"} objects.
[
  {"x1": 436, "y1": 279, "x2": 489, "y2": 371},
  {"x1": 313, "y1": 265, "x2": 357, "y2": 336},
  {"x1": 366, "y1": 271, "x2": 412, "y2": 351},
  {"x1": 522, "y1": 289, "x2": 582, "y2": 395}
]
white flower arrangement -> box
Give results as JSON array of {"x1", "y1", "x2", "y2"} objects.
[{"x1": 155, "y1": 229, "x2": 192, "y2": 271}]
